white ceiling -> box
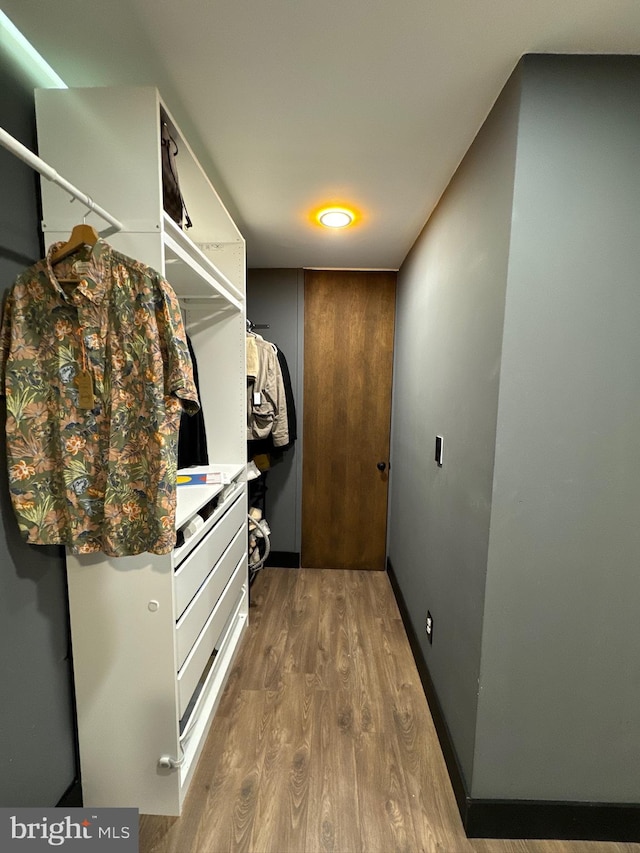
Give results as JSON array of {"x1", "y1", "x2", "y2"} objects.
[{"x1": 4, "y1": 0, "x2": 640, "y2": 270}]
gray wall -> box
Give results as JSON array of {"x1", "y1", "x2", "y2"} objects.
[
  {"x1": 473, "y1": 55, "x2": 640, "y2": 802},
  {"x1": 0, "y1": 52, "x2": 76, "y2": 804},
  {"x1": 389, "y1": 53, "x2": 640, "y2": 803},
  {"x1": 247, "y1": 268, "x2": 303, "y2": 556},
  {"x1": 388, "y1": 69, "x2": 521, "y2": 785}
]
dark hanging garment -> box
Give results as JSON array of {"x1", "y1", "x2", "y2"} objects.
[
  {"x1": 178, "y1": 335, "x2": 209, "y2": 467},
  {"x1": 276, "y1": 347, "x2": 297, "y2": 446}
]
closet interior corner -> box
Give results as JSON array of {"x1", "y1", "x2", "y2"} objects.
[{"x1": 34, "y1": 85, "x2": 248, "y2": 816}]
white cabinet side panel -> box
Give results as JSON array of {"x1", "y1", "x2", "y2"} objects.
[
  {"x1": 188, "y1": 311, "x2": 246, "y2": 463},
  {"x1": 66, "y1": 552, "x2": 181, "y2": 815},
  {"x1": 36, "y1": 87, "x2": 162, "y2": 234},
  {"x1": 199, "y1": 243, "x2": 246, "y2": 298}
]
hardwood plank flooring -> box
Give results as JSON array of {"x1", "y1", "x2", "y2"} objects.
[{"x1": 140, "y1": 569, "x2": 640, "y2": 853}]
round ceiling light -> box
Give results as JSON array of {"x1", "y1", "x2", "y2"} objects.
[{"x1": 317, "y1": 207, "x2": 354, "y2": 228}]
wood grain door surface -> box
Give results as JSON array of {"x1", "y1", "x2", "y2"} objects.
[{"x1": 302, "y1": 270, "x2": 396, "y2": 570}]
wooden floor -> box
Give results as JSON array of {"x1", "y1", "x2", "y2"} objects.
[{"x1": 140, "y1": 569, "x2": 640, "y2": 853}]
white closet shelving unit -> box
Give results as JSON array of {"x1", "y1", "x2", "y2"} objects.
[{"x1": 34, "y1": 86, "x2": 248, "y2": 816}]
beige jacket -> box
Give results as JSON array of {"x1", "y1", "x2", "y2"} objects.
[{"x1": 246, "y1": 335, "x2": 289, "y2": 447}]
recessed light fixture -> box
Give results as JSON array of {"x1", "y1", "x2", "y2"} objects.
[{"x1": 317, "y1": 207, "x2": 354, "y2": 228}]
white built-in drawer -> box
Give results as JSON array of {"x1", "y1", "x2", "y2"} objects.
[
  {"x1": 175, "y1": 525, "x2": 246, "y2": 669},
  {"x1": 177, "y1": 557, "x2": 246, "y2": 717},
  {"x1": 174, "y1": 496, "x2": 245, "y2": 619}
]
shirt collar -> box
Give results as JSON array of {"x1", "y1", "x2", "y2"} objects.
[{"x1": 45, "y1": 239, "x2": 111, "y2": 304}]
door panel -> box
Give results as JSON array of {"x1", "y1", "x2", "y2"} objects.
[{"x1": 302, "y1": 270, "x2": 396, "y2": 570}]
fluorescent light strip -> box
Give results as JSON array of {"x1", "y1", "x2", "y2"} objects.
[{"x1": 0, "y1": 11, "x2": 67, "y2": 88}]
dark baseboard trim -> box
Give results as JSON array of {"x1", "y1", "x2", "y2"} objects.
[
  {"x1": 466, "y1": 799, "x2": 640, "y2": 842},
  {"x1": 386, "y1": 558, "x2": 470, "y2": 820},
  {"x1": 265, "y1": 550, "x2": 300, "y2": 568},
  {"x1": 386, "y1": 558, "x2": 640, "y2": 843},
  {"x1": 56, "y1": 778, "x2": 82, "y2": 807}
]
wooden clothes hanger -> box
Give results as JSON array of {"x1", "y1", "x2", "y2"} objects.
[{"x1": 51, "y1": 222, "x2": 99, "y2": 265}]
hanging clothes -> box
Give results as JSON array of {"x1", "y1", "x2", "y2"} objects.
[
  {"x1": 178, "y1": 334, "x2": 209, "y2": 468},
  {"x1": 247, "y1": 343, "x2": 297, "y2": 467},
  {"x1": 275, "y1": 346, "x2": 297, "y2": 446},
  {"x1": 246, "y1": 333, "x2": 289, "y2": 448},
  {"x1": 0, "y1": 238, "x2": 199, "y2": 557}
]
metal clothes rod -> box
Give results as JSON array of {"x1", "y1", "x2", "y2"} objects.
[
  {"x1": 0, "y1": 125, "x2": 123, "y2": 233},
  {"x1": 181, "y1": 296, "x2": 227, "y2": 302},
  {"x1": 246, "y1": 319, "x2": 270, "y2": 331}
]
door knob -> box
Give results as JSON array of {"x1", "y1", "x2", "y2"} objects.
[{"x1": 377, "y1": 462, "x2": 386, "y2": 472}]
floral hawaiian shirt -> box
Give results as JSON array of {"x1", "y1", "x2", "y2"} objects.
[{"x1": 0, "y1": 239, "x2": 199, "y2": 557}]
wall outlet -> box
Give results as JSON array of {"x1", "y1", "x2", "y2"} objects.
[{"x1": 426, "y1": 611, "x2": 433, "y2": 644}]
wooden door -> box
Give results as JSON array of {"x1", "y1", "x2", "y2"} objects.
[{"x1": 302, "y1": 270, "x2": 396, "y2": 570}]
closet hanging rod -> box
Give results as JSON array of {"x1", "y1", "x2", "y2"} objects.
[
  {"x1": 0, "y1": 125, "x2": 123, "y2": 233},
  {"x1": 246, "y1": 319, "x2": 270, "y2": 331},
  {"x1": 181, "y1": 296, "x2": 234, "y2": 302}
]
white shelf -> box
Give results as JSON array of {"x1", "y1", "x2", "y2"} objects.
[
  {"x1": 163, "y1": 214, "x2": 243, "y2": 307},
  {"x1": 176, "y1": 463, "x2": 245, "y2": 529}
]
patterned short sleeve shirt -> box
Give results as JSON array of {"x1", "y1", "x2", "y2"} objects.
[{"x1": 0, "y1": 239, "x2": 199, "y2": 557}]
